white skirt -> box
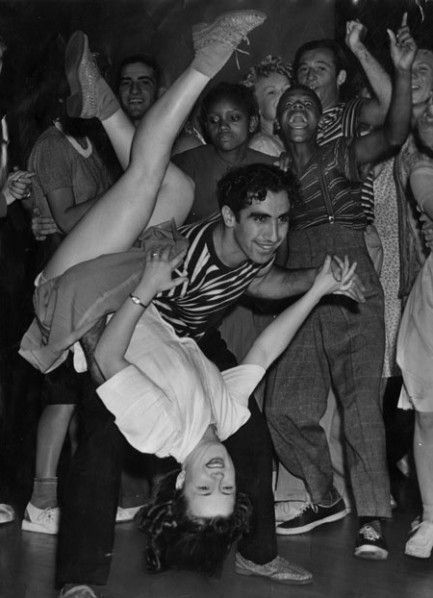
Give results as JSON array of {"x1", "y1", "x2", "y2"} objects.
[{"x1": 397, "y1": 253, "x2": 433, "y2": 412}]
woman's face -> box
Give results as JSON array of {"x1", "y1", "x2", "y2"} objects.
[
  {"x1": 205, "y1": 98, "x2": 252, "y2": 153},
  {"x1": 181, "y1": 441, "x2": 236, "y2": 519},
  {"x1": 411, "y1": 51, "x2": 433, "y2": 107},
  {"x1": 254, "y1": 72, "x2": 291, "y2": 123}
]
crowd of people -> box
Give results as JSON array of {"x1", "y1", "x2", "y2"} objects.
[{"x1": 1, "y1": 6, "x2": 433, "y2": 598}]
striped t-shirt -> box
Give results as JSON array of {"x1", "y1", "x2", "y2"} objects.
[
  {"x1": 317, "y1": 98, "x2": 374, "y2": 224},
  {"x1": 154, "y1": 215, "x2": 272, "y2": 339}
]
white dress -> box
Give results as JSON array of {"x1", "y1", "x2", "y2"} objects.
[
  {"x1": 98, "y1": 304, "x2": 265, "y2": 461},
  {"x1": 397, "y1": 160, "x2": 433, "y2": 412}
]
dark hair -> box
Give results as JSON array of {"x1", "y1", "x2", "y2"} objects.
[
  {"x1": 217, "y1": 163, "x2": 297, "y2": 216},
  {"x1": 276, "y1": 84, "x2": 323, "y2": 124},
  {"x1": 293, "y1": 39, "x2": 349, "y2": 81},
  {"x1": 199, "y1": 82, "x2": 259, "y2": 139},
  {"x1": 136, "y1": 469, "x2": 251, "y2": 576},
  {"x1": 117, "y1": 54, "x2": 160, "y2": 90}
]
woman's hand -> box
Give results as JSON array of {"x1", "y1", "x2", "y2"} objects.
[
  {"x1": 135, "y1": 247, "x2": 188, "y2": 300},
  {"x1": 312, "y1": 255, "x2": 359, "y2": 299}
]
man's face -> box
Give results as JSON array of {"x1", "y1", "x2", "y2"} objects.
[
  {"x1": 205, "y1": 98, "x2": 252, "y2": 153},
  {"x1": 411, "y1": 52, "x2": 433, "y2": 107},
  {"x1": 118, "y1": 62, "x2": 157, "y2": 122},
  {"x1": 278, "y1": 87, "x2": 321, "y2": 144},
  {"x1": 254, "y1": 72, "x2": 291, "y2": 124},
  {"x1": 229, "y1": 189, "x2": 290, "y2": 264},
  {"x1": 296, "y1": 48, "x2": 343, "y2": 109}
]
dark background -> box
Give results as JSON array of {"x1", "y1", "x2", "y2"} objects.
[{"x1": 1, "y1": 0, "x2": 433, "y2": 111}]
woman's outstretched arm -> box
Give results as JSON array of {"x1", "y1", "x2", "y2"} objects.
[
  {"x1": 94, "y1": 248, "x2": 187, "y2": 379},
  {"x1": 242, "y1": 256, "x2": 357, "y2": 370}
]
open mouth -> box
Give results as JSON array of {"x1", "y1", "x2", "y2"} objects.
[
  {"x1": 288, "y1": 113, "x2": 308, "y2": 128},
  {"x1": 206, "y1": 458, "x2": 224, "y2": 468}
]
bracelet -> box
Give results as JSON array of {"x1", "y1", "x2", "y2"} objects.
[{"x1": 129, "y1": 294, "x2": 150, "y2": 309}]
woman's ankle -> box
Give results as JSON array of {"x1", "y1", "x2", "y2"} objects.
[{"x1": 30, "y1": 477, "x2": 58, "y2": 509}]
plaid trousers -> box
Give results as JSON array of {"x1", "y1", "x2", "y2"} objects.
[{"x1": 265, "y1": 224, "x2": 391, "y2": 518}]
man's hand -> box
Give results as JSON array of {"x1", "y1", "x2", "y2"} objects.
[
  {"x1": 31, "y1": 208, "x2": 59, "y2": 241},
  {"x1": 331, "y1": 256, "x2": 366, "y2": 302},
  {"x1": 345, "y1": 20, "x2": 367, "y2": 54},
  {"x1": 387, "y1": 13, "x2": 417, "y2": 72},
  {"x1": 2, "y1": 169, "x2": 34, "y2": 205}
]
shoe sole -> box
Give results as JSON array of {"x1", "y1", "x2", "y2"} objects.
[
  {"x1": 405, "y1": 547, "x2": 432, "y2": 559},
  {"x1": 276, "y1": 509, "x2": 347, "y2": 535},
  {"x1": 354, "y1": 546, "x2": 388, "y2": 560},
  {"x1": 65, "y1": 31, "x2": 86, "y2": 118},
  {"x1": 236, "y1": 567, "x2": 313, "y2": 585},
  {"x1": 21, "y1": 520, "x2": 58, "y2": 535}
]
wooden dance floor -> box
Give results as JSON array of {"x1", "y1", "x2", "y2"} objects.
[{"x1": 1, "y1": 508, "x2": 432, "y2": 598}]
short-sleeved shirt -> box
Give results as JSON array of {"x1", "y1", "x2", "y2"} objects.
[
  {"x1": 28, "y1": 126, "x2": 113, "y2": 221},
  {"x1": 289, "y1": 137, "x2": 367, "y2": 230},
  {"x1": 171, "y1": 144, "x2": 274, "y2": 222},
  {"x1": 97, "y1": 304, "x2": 265, "y2": 462}
]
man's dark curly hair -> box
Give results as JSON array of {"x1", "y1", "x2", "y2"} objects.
[
  {"x1": 136, "y1": 469, "x2": 251, "y2": 576},
  {"x1": 217, "y1": 163, "x2": 298, "y2": 218},
  {"x1": 199, "y1": 82, "x2": 259, "y2": 142}
]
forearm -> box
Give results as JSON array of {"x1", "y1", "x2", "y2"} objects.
[
  {"x1": 353, "y1": 43, "x2": 391, "y2": 125},
  {"x1": 384, "y1": 67, "x2": 412, "y2": 147},
  {"x1": 59, "y1": 196, "x2": 98, "y2": 233},
  {"x1": 247, "y1": 265, "x2": 316, "y2": 300},
  {"x1": 94, "y1": 286, "x2": 155, "y2": 379},
  {"x1": 243, "y1": 284, "x2": 321, "y2": 369}
]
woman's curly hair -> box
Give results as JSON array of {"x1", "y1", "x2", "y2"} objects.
[
  {"x1": 241, "y1": 55, "x2": 293, "y2": 89},
  {"x1": 136, "y1": 469, "x2": 251, "y2": 576}
]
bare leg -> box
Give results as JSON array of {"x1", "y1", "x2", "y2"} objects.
[
  {"x1": 44, "y1": 66, "x2": 207, "y2": 280},
  {"x1": 101, "y1": 109, "x2": 134, "y2": 170},
  {"x1": 405, "y1": 411, "x2": 433, "y2": 558},
  {"x1": 45, "y1": 13, "x2": 267, "y2": 280},
  {"x1": 35, "y1": 405, "x2": 75, "y2": 481}
]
